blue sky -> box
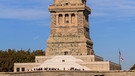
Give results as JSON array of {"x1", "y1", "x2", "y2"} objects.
[{"x1": 0, "y1": 0, "x2": 135, "y2": 70}]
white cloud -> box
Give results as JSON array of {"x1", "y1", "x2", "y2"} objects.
[
  {"x1": 0, "y1": 0, "x2": 51, "y2": 20},
  {"x1": 88, "y1": 0, "x2": 135, "y2": 18},
  {"x1": 1, "y1": 0, "x2": 135, "y2": 20},
  {"x1": 0, "y1": 8, "x2": 49, "y2": 20},
  {"x1": 91, "y1": 12, "x2": 109, "y2": 17},
  {"x1": 33, "y1": 36, "x2": 39, "y2": 40}
]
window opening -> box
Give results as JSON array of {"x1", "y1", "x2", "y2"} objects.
[
  {"x1": 16, "y1": 68, "x2": 20, "y2": 72},
  {"x1": 22, "y1": 67, "x2": 25, "y2": 72}
]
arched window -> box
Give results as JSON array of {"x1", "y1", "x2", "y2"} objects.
[
  {"x1": 71, "y1": 14, "x2": 75, "y2": 24},
  {"x1": 59, "y1": 14, "x2": 63, "y2": 24},
  {"x1": 65, "y1": 14, "x2": 69, "y2": 23}
]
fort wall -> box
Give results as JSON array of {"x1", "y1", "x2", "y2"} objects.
[{"x1": 0, "y1": 70, "x2": 135, "y2": 76}]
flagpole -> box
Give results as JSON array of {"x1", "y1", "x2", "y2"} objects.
[
  {"x1": 118, "y1": 49, "x2": 122, "y2": 70},
  {"x1": 119, "y1": 50, "x2": 121, "y2": 65},
  {"x1": 119, "y1": 49, "x2": 124, "y2": 70}
]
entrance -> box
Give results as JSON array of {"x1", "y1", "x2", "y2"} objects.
[{"x1": 64, "y1": 51, "x2": 68, "y2": 55}]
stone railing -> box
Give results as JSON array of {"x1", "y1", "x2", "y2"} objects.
[
  {"x1": 49, "y1": 3, "x2": 85, "y2": 7},
  {"x1": 48, "y1": 3, "x2": 90, "y2": 11}
]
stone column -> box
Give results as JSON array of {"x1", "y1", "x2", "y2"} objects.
[
  {"x1": 62, "y1": 14, "x2": 65, "y2": 24},
  {"x1": 69, "y1": 14, "x2": 71, "y2": 24},
  {"x1": 75, "y1": 13, "x2": 78, "y2": 26},
  {"x1": 56, "y1": 14, "x2": 59, "y2": 25}
]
